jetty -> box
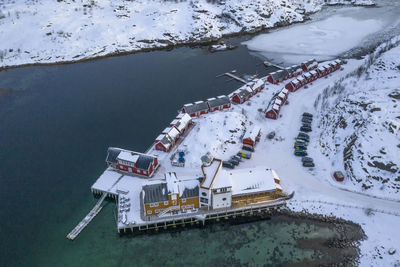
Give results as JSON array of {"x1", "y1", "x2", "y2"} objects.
[
  {"x1": 66, "y1": 193, "x2": 107, "y2": 240},
  {"x1": 216, "y1": 72, "x2": 247, "y2": 84},
  {"x1": 263, "y1": 60, "x2": 284, "y2": 70}
]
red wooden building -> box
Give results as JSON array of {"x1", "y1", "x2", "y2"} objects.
[
  {"x1": 267, "y1": 70, "x2": 288, "y2": 84},
  {"x1": 106, "y1": 147, "x2": 159, "y2": 177},
  {"x1": 285, "y1": 79, "x2": 302, "y2": 92},
  {"x1": 171, "y1": 113, "x2": 192, "y2": 135},
  {"x1": 242, "y1": 125, "x2": 261, "y2": 148},
  {"x1": 316, "y1": 66, "x2": 328, "y2": 77},
  {"x1": 265, "y1": 104, "x2": 280, "y2": 120},
  {"x1": 155, "y1": 134, "x2": 173, "y2": 152},
  {"x1": 182, "y1": 101, "x2": 209, "y2": 117},
  {"x1": 277, "y1": 91, "x2": 288, "y2": 104},
  {"x1": 207, "y1": 95, "x2": 231, "y2": 111},
  {"x1": 231, "y1": 88, "x2": 251, "y2": 104},
  {"x1": 251, "y1": 79, "x2": 265, "y2": 94},
  {"x1": 301, "y1": 59, "x2": 318, "y2": 72},
  {"x1": 162, "y1": 127, "x2": 180, "y2": 144}
]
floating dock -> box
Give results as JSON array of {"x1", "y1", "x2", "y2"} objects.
[
  {"x1": 66, "y1": 193, "x2": 107, "y2": 240},
  {"x1": 216, "y1": 72, "x2": 247, "y2": 84}
]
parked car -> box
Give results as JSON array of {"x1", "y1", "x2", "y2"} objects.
[
  {"x1": 301, "y1": 117, "x2": 313, "y2": 123},
  {"x1": 301, "y1": 157, "x2": 314, "y2": 163},
  {"x1": 300, "y1": 126, "x2": 312, "y2": 132},
  {"x1": 228, "y1": 159, "x2": 239, "y2": 166},
  {"x1": 237, "y1": 151, "x2": 252, "y2": 159},
  {"x1": 242, "y1": 145, "x2": 255, "y2": 152},
  {"x1": 303, "y1": 161, "x2": 315, "y2": 167},
  {"x1": 222, "y1": 161, "x2": 235, "y2": 169},
  {"x1": 267, "y1": 131, "x2": 276, "y2": 139},
  {"x1": 231, "y1": 155, "x2": 242, "y2": 162},
  {"x1": 302, "y1": 121, "x2": 312, "y2": 127},
  {"x1": 294, "y1": 150, "x2": 307, "y2": 156},
  {"x1": 303, "y1": 112, "x2": 313, "y2": 118},
  {"x1": 296, "y1": 137, "x2": 309, "y2": 144},
  {"x1": 333, "y1": 171, "x2": 345, "y2": 182},
  {"x1": 298, "y1": 132, "x2": 310, "y2": 139},
  {"x1": 294, "y1": 141, "x2": 307, "y2": 148}
]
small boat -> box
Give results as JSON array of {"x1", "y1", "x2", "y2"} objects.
[{"x1": 209, "y1": 41, "x2": 237, "y2": 52}]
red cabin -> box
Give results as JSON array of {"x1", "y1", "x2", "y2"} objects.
[
  {"x1": 267, "y1": 70, "x2": 288, "y2": 84},
  {"x1": 171, "y1": 113, "x2": 192, "y2": 135},
  {"x1": 155, "y1": 134, "x2": 173, "y2": 152},
  {"x1": 265, "y1": 104, "x2": 280, "y2": 120},
  {"x1": 182, "y1": 101, "x2": 209, "y2": 117},
  {"x1": 242, "y1": 126, "x2": 261, "y2": 148},
  {"x1": 277, "y1": 91, "x2": 288, "y2": 104},
  {"x1": 231, "y1": 88, "x2": 251, "y2": 104},
  {"x1": 301, "y1": 59, "x2": 318, "y2": 72},
  {"x1": 285, "y1": 79, "x2": 302, "y2": 92},
  {"x1": 106, "y1": 147, "x2": 159, "y2": 177},
  {"x1": 251, "y1": 79, "x2": 264, "y2": 94}
]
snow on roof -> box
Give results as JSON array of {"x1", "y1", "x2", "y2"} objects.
[
  {"x1": 179, "y1": 179, "x2": 200, "y2": 198},
  {"x1": 184, "y1": 101, "x2": 209, "y2": 114},
  {"x1": 292, "y1": 79, "x2": 300, "y2": 85},
  {"x1": 207, "y1": 95, "x2": 230, "y2": 108},
  {"x1": 158, "y1": 135, "x2": 172, "y2": 150},
  {"x1": 165, "y1": 172, "x2": 179, "y2": 195},
  {"x1": 274, "y1": 98, "x2": 282, "y2": 106},
  {"x1": 117, "y1": 151, "x2": 139, "y2": 163},
  {"x1": 252, "y1": 79, "x2": 264, "y2": 89},
  {"x1": 278, "y1": 92, "x2": 286, "y2": 99},
  {"x1": 200, "y1": 158, "x2": 222, "y2": 189},
  {"x1": 310, "y1": 70, "x2": 318, "y2": 76},
  {"x1": 167, "y1": 127, "x2": 180, "y2": 140},
  {"x1": 243, "y1": 125, "x2": 261, "y2": 142},
  {"x1": 273, "y1": 104, "x2": 280, "y2": 110},
  {"x1": 228, "y1": 168, "x2": 280, "y2": 196},
  {"x1": 297, "y1": 76, "x2": 306, "y2": 82},
  {"x1": 281, "y1": 88, "x2": 289, "y2": 94},
  {"x1": 212, "y1": 169, "x2": 232, "y2": 189},
  {"x1": 170, "y1": 119, "x2": 179, "y2": 126},
  {"x1": 162, "y1": 127, "x2": 172, "y2": 134}
]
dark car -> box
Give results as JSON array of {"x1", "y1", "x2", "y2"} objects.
[
  {"x1": 298, "y1": 132, "x2": 310, "y2": 139},
  {"x1": 303, "y1": 112, "x2": 313, "y2": 118},
  {"x1": 231, "y1": 155, "x2": 242, "y2": 162},
  {"x1": 303, "y1": 161, "x2": 315, "y2": 167},
  {"x1": 267, "y1": 131, "x2": 276, "y2": 139},
  {"x1": 300, "y1": 126, "x2": 312, "y2": 132},
  {"x1": 301, "y1": 157, "x2": 314, "y2": 163},
  {"x1": 294, "y1": 149, "x2": 307, "y2": 156},
  {"x1": 301, "y1": 117, "x2": 313, "y2": 123},
  {"x1": 222, "y1": 161, "x2": 235, "y2": 169},
  {"x1": 228, "y1": 159, "x2": 239, "y2": 166},
  {"x1": 242, "y1": 145, "x2": 255, "y2": 152},
  {"x1": 302, "y1": 121, "x2": 312, "y2": 127}
]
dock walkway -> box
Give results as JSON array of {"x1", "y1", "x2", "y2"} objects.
[
  {"x1": 216, "y1": 72, "x2": 247, "y2": 84},
  {"x1": 67, "y1": 193, "x2": 107, "y2": 240}
]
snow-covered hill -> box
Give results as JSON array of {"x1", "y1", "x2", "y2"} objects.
[
  {"x1": 0, "y1": 0, "x2": 373, "y2": 69},
  {"x1": 314, "y1": 38, "x2": 400, "y2": 200}
]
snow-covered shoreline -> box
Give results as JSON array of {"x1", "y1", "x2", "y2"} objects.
[{"x1": 0, "y1": 0, "x2": 374, "y2": 70}]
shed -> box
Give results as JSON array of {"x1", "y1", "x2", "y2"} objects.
[
  {"x1": 265, "y1": 104, "x2": 280, "y2": 120},
  {"x1": 242, "y1": 126, "x2": 261, "y2": 148}
]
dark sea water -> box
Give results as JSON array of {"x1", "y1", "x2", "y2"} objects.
[{"x1": 0, "y1": 42, "x2": 361, "y2": 266}]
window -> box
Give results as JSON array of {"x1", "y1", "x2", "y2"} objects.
[
  {"x1": 222, "y1": 198, "x2": 227, "y2": 201},
  {"x1": 182, "y1": 199, "x2": 186, "y2": 203},
  {"x1": 155, "y1": 209, "x2": 160, "y2": 214},
  {"x1": 164, "y1": 201, "x2": 169, "y2": 205},
  {"x1": 150, "y1": 203, "x2": 159, "y2": 207},
  {"x1": 201, "y1": 192, "x2": 207, "y2": 197},
  {"x1": 200, "y1": 197, "x2": 208, "y2": 204},
  {"x1": 147, "y1": 210, "x2": 152, "y2": 215},
  {"x1": 119, "y1": 165, "x2": 123, "y2": 169}
]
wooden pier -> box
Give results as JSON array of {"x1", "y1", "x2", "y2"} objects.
[
  {"x1": 263, "y1": 60, "x2": 284, "y2": 70},
  {"x1": 66, "y1": 193, "x2": 107, "y2": 240},
  {"x1": 216, "y1": 72, "x2": 247, "y2": 84}
]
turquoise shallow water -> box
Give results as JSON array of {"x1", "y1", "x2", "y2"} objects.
[{"x1": 0, "y1": 44, "x2": 350, "y2": 266}]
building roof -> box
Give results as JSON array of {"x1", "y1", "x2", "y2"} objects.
[
  {"x1": 135, "y1": 154, "x2": 156, "y2": 170},
  {"x1": 272, "y1": 104, "x2": 280, "y2": 110},
  {"x1": 180, "y1": 182, "x2": 199, "y2": 199},
  {"x1": 274, "y1": 98, "x2": 282, "y2": 106},
  {"x1": 236, "y1": 88, "x2": 251, "y2": 99},
  {"x1": 252, "y1": 79, "x2": 264, "y2": 90},
  {"x1": 173, "y1": 113, "x2": 191, "y2": 133},
  {"x1": 278, "y1": 92, "x2": 286, "y2": 99},
  {"x1": 302, "y1": 58, "x2": 317, "y2": 67},
  {"x1": 207, "y1": 95, "x2": 230, "y2": 109},
  {"x1": 269, "y1": 69, "x2": 288, "y2": 81},
  {"x1": 228, "y1": 167, "x2": 281, "y2": 196},
  {"x1": 183, "y1": 101, "x2": 209, "y2": 114},
  {"x1": 243, "y1": 125, "x2": 261, "y2": 142},
  {"x1": 143, "y1": 183, "x2": 169, "y2": 204},
  {"x1": 201, "y1": 158, "x2": 222, "y2": 189},
  {"x1": 106, "y1": 147, "x2": 122, "y2": 164},
  {"x1": 167, "y1": 127, "x2": 180, "y2": 141},
  {"x1": 157, "y1": 134, "x2": 172, "y2": 150},
  {"x1": 117, "y1": 151, "x2": 139, "y2": 163},
  {"x1": 281, "y1": 88, "x2": 289, "y2": 95}
]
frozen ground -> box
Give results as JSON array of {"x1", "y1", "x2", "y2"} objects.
[{"x1": 0, "y1": 0, "x2": 373, "y2": 69}]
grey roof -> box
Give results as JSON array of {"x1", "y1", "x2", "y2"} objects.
[
  {"x1": 136, "y1": 154, "x2": 155, "y2": 170},
  {"x1": 143, "y1": 183, "x2": 169, "y2": 204},
  {"x1": 184, "y1": 101, "x2": 209, "y2": 114},
  {"x1": 237, "y1": 88, "x2": 251, "y2": 99},
  {"x1": 106, "y1": 147, "x2": 122, "y2": 164},
  {"x1": 270, "y1": 69, "x2": 288, "y2": 81},
  {"x1": 207, "y1": 95, "x2": 230, "y2": 108},
  {"x1": 285, "y1": 65, "x2": 301, "y2": 76},
  {"x1": 302, "y1": 59, "x2": 317, "y2": 68},
  {"x1": 181, "y1": 184, "x2": 199, "y2": 199}
]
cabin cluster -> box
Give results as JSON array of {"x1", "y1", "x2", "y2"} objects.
[
  {"x1": 141, "y1": 157, "x2": 284, "y2": 217},
  {"x1": 266, "y1": 59, "x2": 341, "y2": 120},
  {"x1": 285, "y1": 59, "x2": 341, "y2": 92},
  {"x1": 155, "y1": 113, "x2": 193, "y2": 152},
  {"x1": 106, "y1": 147, "x2": 159, "y2": 177},
  {"x1": 229, "y1": 79, "x2": 265, "y2": 104},
  {"x1": 182, "y1": 95, "x2": 231, "y2": 117},
  {"x1": 266, "y1": 64, "x2": 304, "y2": 84}
]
